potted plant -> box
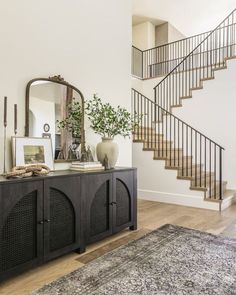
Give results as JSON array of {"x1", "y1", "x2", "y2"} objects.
[{"x1": 86, "y1": 94, "x2": 139, "y2": 168}]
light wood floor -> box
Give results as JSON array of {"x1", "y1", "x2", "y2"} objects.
[{"x1": 1, "y1": 199, "x2": 236, "y2": 295}]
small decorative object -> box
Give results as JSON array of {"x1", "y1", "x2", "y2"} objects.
[
  {"x1": 67, "y1": 145, "x2": 77, "y2": 160},
  {"x1": 12, "y1": 137, "x2": 54, "y2": 170},
  {"x1": 86, "y1": 146, "x2": 94, "y2": 162},
  {"x1": 57, "y1": 149, "x2": 65, "y2": 160},
  {"x1": 103, "y1": 154, "x2": 111, "y2": 170},
  {"x1": 70, "y1": 161, "x2": 104, "y2": 171},
  {"x1": 80, "y1": 146, "x2": 88, "y2": 162},
  {"x1": 86, "y1": 94, "x2": 140, "y2": 168},
  {"x1": 6, "y1": 164, "x2": 50, "y2": 179},
  {"x1": 3, "y1": 96, "x2": 7, "y2": 175},
  {"x1": 43, "y1": 123, "x2": 50, "y2": 133}
]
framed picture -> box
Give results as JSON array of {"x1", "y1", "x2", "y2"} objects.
[{"x1": 12, "y1": 137, "x2": 54, "y2": 170}]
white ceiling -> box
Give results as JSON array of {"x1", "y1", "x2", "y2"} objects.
[{"x1": 132, "y1": 0, "x2": 236, "y2": 36}]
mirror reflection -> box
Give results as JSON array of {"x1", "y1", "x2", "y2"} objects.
[{"x1": 28, "y1": 80, "x2": 84, "y2": 161}]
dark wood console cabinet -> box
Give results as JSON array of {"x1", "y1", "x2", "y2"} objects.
[{"x1": 0, "y1": 168, "x2": 137, "y2": 281}]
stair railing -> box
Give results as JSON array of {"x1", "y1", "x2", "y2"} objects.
[
  {"x1": 132, "y1": 88, "x2": 224, "y2": 200},
  {"x1": 132, "y1": 29, "x2": 211, "y2": 79},
  {"x1": 154, "y1": 9, "x2": 236, "y2": 112},
  {"x1": 132, "y1": 25, "x2": 229, "y2": 80}
]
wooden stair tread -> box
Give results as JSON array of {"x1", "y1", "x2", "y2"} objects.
[
  {"x1": 200, "y1": 77, "x2": 214, "y2": 81},
  {"x1": 212, "y1": 65, "x2": 227, "y2": 71},
  {"x1": 180, "y1": 95, "x2": 192, "y2": 99},
  {"x1": 190, "y1": 86, "x2": 203, "y2": 91},
  {"x1": 190, "y1": 180, "x2": 227, "y2": 191},
  {"x1": 205, "y1": 189, "x2": 236, "y2": 202},
  {"x1": 177, "y1": 171, "x2": 215, "y2": 180}
]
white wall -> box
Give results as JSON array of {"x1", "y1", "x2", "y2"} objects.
[
  {"x1": 132, "y1": 21, "x2": 155, "y2": 50},
  {"x1": 168, "y1": 23, "x2": 185, "y2": 43},
  {"x1": 132, "y1": 76, "x2": 162, "y2": 100},
  {"x1": 155, "y1": 22, "x2": 185, "y2": 47},
  {"x1": 173, "y1": 59, "x2": 236, "y2": 189},
  {"x1": 155, "y1": 23, "x2": 168, "y2": 47},
  {"x1": 0, "y1": 0, "x2": 132, "y2": 172}
]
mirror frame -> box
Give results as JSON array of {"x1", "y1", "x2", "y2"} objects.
[{"x1": 25, "y1": 75, "x2": 85, "y2": 153}]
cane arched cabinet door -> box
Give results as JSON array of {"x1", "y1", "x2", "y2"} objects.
[
  {"x1": 43, "y1": 176, "x2": 81, "y2": 261},
  {"x1": 81, "y1": 173, "x2": 113, "y2": 244},
  {"x1": 0, "y1": 180, "x2": 44, "y2": 279},
  {"x1": 112, "y1": 171, "x2": 136, "y2": 233}
]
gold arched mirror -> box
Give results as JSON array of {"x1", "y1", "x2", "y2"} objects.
[{"x1": 25, "y1": 75, "x2": 85, "y2": 162}]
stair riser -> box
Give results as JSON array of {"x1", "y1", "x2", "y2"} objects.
[
  {"x1": 154, "y1": 150, "x2": 183, "y2": 159},
  {"x1": 191, "y1": 175, "x2": 217, "y2": 187},
  {"x1": 143, "y1": 142, "x2": 172, "y2": 150},
  {"x1": 165, "y1": 157, "x2": 192, "y2": 167},
  {"x1": 177, "y1": 166, "x2": 202, "y2": 177},
  {"x1": 133, "y1": 134, "x2": 164, "y2": 141},
  {"x1": 206, "y1": 183, "x2": 227, "y2": 199}
]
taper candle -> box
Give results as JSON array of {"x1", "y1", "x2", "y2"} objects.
[
  {"x1": 4, "y1": 96, "x2": 7, "y2": 127},
  {"x1": 14, "y1": 104, "x2": 17, "y2": 134}
]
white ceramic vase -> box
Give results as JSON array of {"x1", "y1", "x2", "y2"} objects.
[{"x1": 96, "y1": 137, "x2": 119, "y2": 168}]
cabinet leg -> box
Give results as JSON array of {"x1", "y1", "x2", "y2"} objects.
[
  {"x1": 75, "y1": 247, "x2": 86, "y2": 254},
  {"x1": 129, "y1": 224, "x2": 137, "y2": 231}
]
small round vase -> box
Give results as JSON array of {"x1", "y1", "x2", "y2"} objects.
[{"x1": 96, "y1": 137, "x2": 119, "y2": 169}]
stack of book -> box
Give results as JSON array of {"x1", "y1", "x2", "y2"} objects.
[{"x1": 70, "y1": 161, "x2": 104, "y2": 172}]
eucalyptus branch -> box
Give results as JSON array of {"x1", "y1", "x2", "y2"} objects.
[{"x1": 85, "y1": 94, "x2": 142, "y2": 139}]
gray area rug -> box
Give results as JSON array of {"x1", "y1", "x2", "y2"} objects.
[{"x1": 31, "y1": 224, "x2": 236, "y2": 295}]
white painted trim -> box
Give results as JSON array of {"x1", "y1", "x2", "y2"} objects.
[
  {"x1": 221, "y1": 194, "x2": 236, "y2": 211},
  {"x1": 138, "y1": 189, "x2": 221, "y2": 210}
]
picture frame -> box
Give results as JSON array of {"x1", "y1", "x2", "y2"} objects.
[{"x1": 12, "y1": 137, "x2": 54, "y2": 170}]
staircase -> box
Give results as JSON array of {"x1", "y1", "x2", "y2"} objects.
[{"x1": 131, "y1": 9, "x2": 236, "y2": 209}]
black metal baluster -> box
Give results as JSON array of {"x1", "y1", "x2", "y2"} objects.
[
  {"x1": 219, "y1": 148, "x2": 223, "y2": 200},
  {"x1": 147, "y1": 99, "x2": 150, "y2": 149},
  {"x1": 170, "y1": 115, "x2": 172, "y2": 166},
  {"x1": 151, "y1": 101, "x2": 153, "y2": 149},
  {"x1": 200, "y1": 135, "x2": 202, "y2": 187},
  {"x1": 166, "y1": 110, "x2": 168, "y2": 158},
  {"x1": 191, "y1": 128, "x2": 193, "y2": 177},
  {"x1": 214, "y1": 144, "x2": 216, "y2": 199},
  {"x1": 182, "y1": 122, "x2": 184, "y2": 175},
  {"x1": 178, "y1": 120, "x2": 180, "y2": 167},
  {"x1": 204, "y1": 138, "x2": 207, "y2": 189},
  {"x1": 209, "y1": 141, "x2": 212, "y2": 199},
  {"x1": 195, "y1": 131, "x2": 197, "y2": 187},
  {"x1": 158, "y1": 104, "x2": 160, "y2": 157},
  {"x1": 186, "y1": 126, "x2": 188, "y2": 176}
]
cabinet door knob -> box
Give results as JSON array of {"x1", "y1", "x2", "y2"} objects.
[
  {"x1": 109, "y1": 202, "x2": 117, "y2": 206},
  {"x1": 38, "y1": 221, "x2": 44, "y2": 224},
  {"x1": 44, "y1": 219, "x2": 51, "y2": 223}
]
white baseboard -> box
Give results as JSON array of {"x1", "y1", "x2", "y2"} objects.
[
  {"x1": 221, "y1": 194, "x2": 236, "y2": 211},
  {"x1": 138, "y1": 189, "x2": 221, "y2": 211}
]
